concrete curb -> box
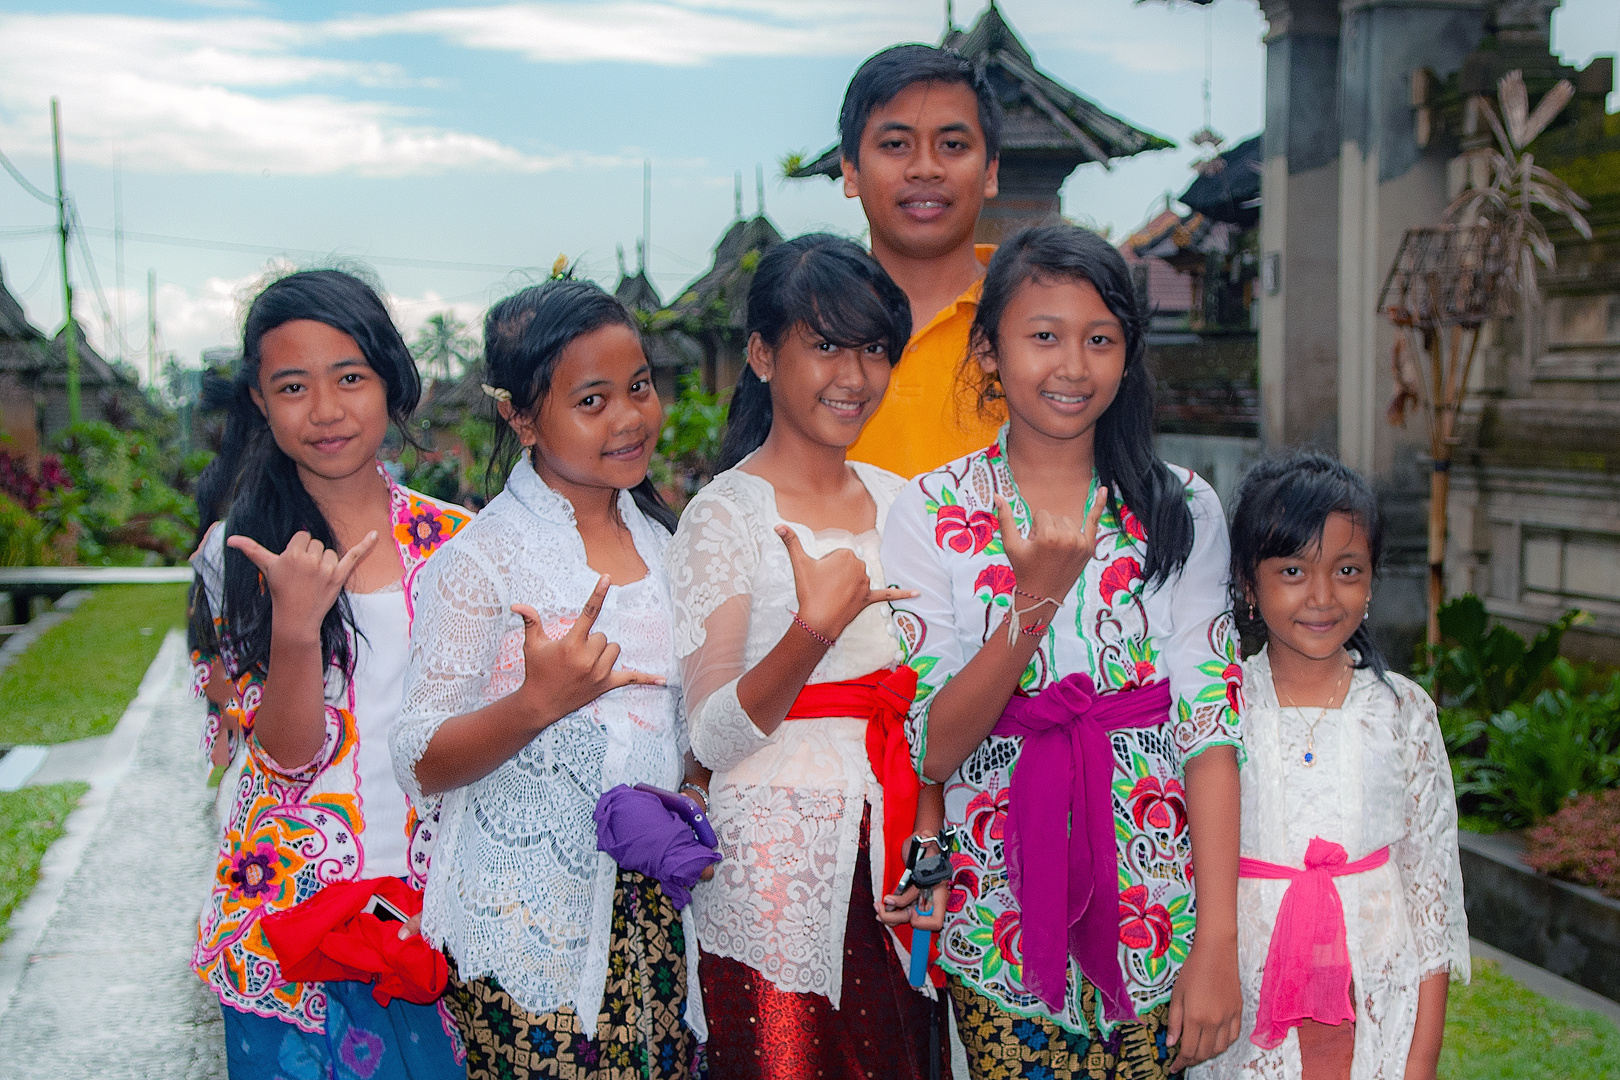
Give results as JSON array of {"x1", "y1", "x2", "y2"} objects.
[
  {"x1": 0, "y1": 590, "x2": 92, "y2": 682},
  {"x1": 0, "y1": 628, "x2": 184, "y2": 1021}
]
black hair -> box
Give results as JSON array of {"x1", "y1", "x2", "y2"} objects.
[
  {"x1": 970, "y1": 223, "x2": 1194, "y2": 590},
  {"x1": 187, "y1": 368, "x2": 250, "y2": 664},
  {"x1": 1227, "y1": 450, "x2": 1390, "y2": 679},
  {"x1": 717, "y1": 233, "x2": 913, "y2": 473},
  {"x1": 212, "y1": 268, "x2": 421, "y2": 682},
  {"x1": 482, "y1": 278, "x2": 676, "y2": 532},
  {"x1": 839, "y1": 44, "x2": 1002, "y2": 168}
]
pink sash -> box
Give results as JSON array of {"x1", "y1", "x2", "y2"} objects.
[{"x1": 1239, "y1": 837, "x2": 1390, "y2": 1048}]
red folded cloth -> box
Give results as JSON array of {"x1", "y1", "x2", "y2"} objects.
[{"x1": 261, "y1": 877, "x2": 447, "y2": 1007}]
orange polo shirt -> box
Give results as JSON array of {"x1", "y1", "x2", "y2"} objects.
[{"x1": 848, "y1": 245, "x2": 1005, "y2": 479}]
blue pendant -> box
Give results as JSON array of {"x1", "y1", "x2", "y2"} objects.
[{"x1": 1303, "y1": 751, "x2": 1315, "y2": 766}]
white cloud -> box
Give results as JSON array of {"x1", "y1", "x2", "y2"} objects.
[
  {"x1": 75, "y1": 268, "x2": 490, "y2": 378},
  {"x1": 0, "y1": 12, "x2": 586, "y2": 177},
  {"x1": 334, "y1": 1, "x2": 925, "y2": 65}
]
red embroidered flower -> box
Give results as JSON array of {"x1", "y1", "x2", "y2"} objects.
[
  {"x1": 1128, "y1": 775, "x2": 1187, "y2": 835},
  {"x1": 1222, "y1": 662, "x2": 1243, "y2": 713},
  {"x1": 973, "y1": 564, "x2": 1017, "y2": 603},
  {"x1": 948, "y1": 853, "x2": 978, "y2": 914},
  {"x1": 1133, "y1": 659, "x2": 1157, "y2": 685},
  {"x1": 991, "y1": 909, "x2": 1024, "y2": 968},
  {"x1": 1119, "y1": 504, "x2": 1147, "y2": 542},
  {"x1": 935, "y1": 505, "x2": 998, "y2": 554},
  {"x1": 1098, "y1": 556, "x2": 1144, "y2": 603},
  {"x1": 965, "y1": 786, "x2": 1010, "y2": 849},
  {"x1": 1118, "y1": 884, "x2": 1174, "y2": 957}
]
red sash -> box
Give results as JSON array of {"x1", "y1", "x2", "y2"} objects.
[{"x1": 784, "y1": 666, "x2": 921, "y2": 904}]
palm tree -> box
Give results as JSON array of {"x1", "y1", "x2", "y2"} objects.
[
  {"x1": 411, "y1": 313, "x2": 478, "y2": 384},
  {"x1": 1381, "y1": 71, "x2": 1592, "y2": 645}
]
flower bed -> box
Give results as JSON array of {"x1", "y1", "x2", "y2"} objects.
[{"x1": 1527, "y1": 791, "x2": 1620, "y2": 900}]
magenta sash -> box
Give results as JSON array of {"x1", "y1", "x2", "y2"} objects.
[
  {"x1": 991, "y1": 673, "x2": 1172, "y2": 1020},
  {"x1": 1239, "y1": 837, "x2": 1390, "y2": 1048}
]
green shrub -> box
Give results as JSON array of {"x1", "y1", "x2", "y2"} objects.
[
  {"x1": 655, "y1": 371, "x2": 728, "y2": 508},
  {"x1": 1415, "y1": 594, "x2": 1584, "y2": 715},
  {"x1": 50, "y1": 421, "x2": 199, "y2": 564},
  {"x1": 0, "y1": 491, "x2": 56, "y2": 566},
  {"x1": 1460, "y1": 673, "x2": 1620, "y2": 827}
]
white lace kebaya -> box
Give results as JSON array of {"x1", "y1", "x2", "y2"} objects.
[
  {"x1": 666, "y1": 461, "x2": 910, "y2": 1006},
  {"x1": 389, "y1": 455, "x2": 704, "y2": 1041},
  {"x1": 1191, "y1": 648, "x2": 1469, "y2": 1080}
]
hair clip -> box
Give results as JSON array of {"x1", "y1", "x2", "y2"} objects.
[{"x1": 480, "y1": 383, "x2": 512, "y2": 403}]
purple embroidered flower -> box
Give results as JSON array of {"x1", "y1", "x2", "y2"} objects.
[
  {"x1": 228, "y1": 842, "x2": 279, "y2": 899},
  {"x1": 339, "y1": 1026, "x2": 386, "y2": 1079}
]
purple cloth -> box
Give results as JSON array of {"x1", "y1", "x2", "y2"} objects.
[
  {"x1": 593, "y1": 785, "x2": 720, "y2": 910},
  {"x1": 992, "y1": 674, "x2": 1173, "y2": 1021}
]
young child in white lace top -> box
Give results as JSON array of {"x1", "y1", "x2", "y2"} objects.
[
  {"x1": 390, "y1": 279, "x2": 708, "y2": 1080},
  {"x1": 1193, "y1": 452, "x2": 1469, "y2": 1080}
]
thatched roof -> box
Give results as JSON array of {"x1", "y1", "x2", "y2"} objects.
[
  {"x1": 1179, "y1": 134, "x2": 1262, "y2": 228},
  {"x1": 789, "y1": 2, "x2": 1172, "y2": 180},
  {"x1": 614, "y1": 269, "x2": 663, "y2": 314},
  {"x1": 665, "y1": 215, "x2": 784, "y2": 332},
  {"x1": 44, "y1": 320, "x2": 129, "y2": 389}
]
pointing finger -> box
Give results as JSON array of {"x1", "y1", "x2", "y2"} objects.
[
  {"x1": 608, "y1": 668, "x2": 669, "y2": 688},
  {"x1": 1083, "y1": 486, "x2": 1109, "y2": 547},
  {"x1": 992, "y1": 495, "x2": 1021, "y2": 544},
  {"x1": 569, "y1": 576, "x2": 612, "y2": 639},
  {"x1": 226, "y1": 534, "x2": 278, "y2": 572},
  {"x1": 866, "y1": 587, "x2": 920, "y2": 606},
  {"x1": 334, "y1": 531, "x2": 380, "y2": 582}
]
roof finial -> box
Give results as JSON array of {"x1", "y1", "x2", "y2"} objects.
[
  {"x1": 945, "y1": 0, "x2": 954, "y2": 32},
  {"x1": 642, "y1": 159, "x2": 652, "y2": 276},
  {"x1": 734, "y1": 171, "x2": 743, "y2": 221},
  {"x1": 617, "y1": 243, "x2": 627, "y2": 278},
  {"x1": 755, "y1": 164, "x2": 765, "y2": 218}
]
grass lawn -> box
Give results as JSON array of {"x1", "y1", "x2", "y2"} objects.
[
  {"x1": 0, "y1": 583, "x2": 188, "y2": 745},
  {"x1": 0, "y1": 782, "x2": 87, "y2": 944},
  {"x1": 1443, "y1": 960, "x2": 1620, "y2": 1078}
]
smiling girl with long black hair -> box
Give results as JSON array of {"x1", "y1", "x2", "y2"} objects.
[
  {"x1": 666, "y1": 233, "x2": 954, "y2": 1080},
  {"x1": 882, "y1": 223, "x2": 1245, "y2": 1079},
  {"x1": 191, "y1": 268, "x2": 470, "y2": 1079}
]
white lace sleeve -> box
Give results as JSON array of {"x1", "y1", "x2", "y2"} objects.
[
  {"x1": 391, "y1": 537, "x2": 510, "y2": 804},
  {"x1": 667, "y1": 485, "x2": 771, "y2": 772},
  {"x1": 881, "y1": 477, "x2": 967, "y2": 777},
  {"x1": 1391, "y1": 676, "x2": 1471, "y2": 982}
]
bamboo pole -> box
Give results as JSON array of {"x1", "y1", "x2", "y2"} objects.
[{"x1": 51, "y1": 99, "x2": 79, "y2": 425}]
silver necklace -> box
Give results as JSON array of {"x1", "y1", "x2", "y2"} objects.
[{"x1": 1279, "y1": 662, "x2": 1351, "y2": 768}]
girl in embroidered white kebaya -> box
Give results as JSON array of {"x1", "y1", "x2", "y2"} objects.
[
  {"x1": 666, "y1": 234, "x2": 952, "y2": 1080},
  {"x1": 1193, "y1": 452, "x2": 1468, "y2": 1080},
  {"x1": 390, "y1": 280, "x2": 709, "y2": 1080},
  {"x1": 190, "y1": 269, "x2": 470, "y2": 1080},
  {"x1": 882, "y1": 223, "x2": 1244, "y2": 1079}
]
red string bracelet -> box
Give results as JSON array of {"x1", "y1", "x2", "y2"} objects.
[{"x1": 791, "y1": 612, "x2": 836, "y2": 648}]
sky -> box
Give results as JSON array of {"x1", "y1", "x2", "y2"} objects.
[{"x1": 0, "y1": 0, "x2": 1615, "y2": 378}]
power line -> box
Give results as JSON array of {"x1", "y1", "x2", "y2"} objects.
[
  {"x1": 0, "y1": 146, "x2": 54, "y2": 205},
  {"x1": 77, "y1": 226, "x2": 549, "y2": 275},
  {"x1": 69, "y1": 200, "x2": 140, "y2": 358}
]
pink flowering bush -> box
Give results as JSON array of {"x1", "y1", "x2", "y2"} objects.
[{"x1": 1525, "y1": 789, "x2": 1620, "y2": 899}]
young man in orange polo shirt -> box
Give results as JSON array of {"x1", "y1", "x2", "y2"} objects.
[{"x1": 838, "y1": 45, "x2": 1004, "y2": 478}]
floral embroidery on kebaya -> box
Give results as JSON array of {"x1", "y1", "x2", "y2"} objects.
[
  {"x1": 393, "y1": 495, "x2": 470, "y2": 564},
  {"x1": 883, "y1": 426, "x2": 1243, "y2": 1037},
  {"x1": 190, "y1": 467, "x2": 469, "y2": 1032}
]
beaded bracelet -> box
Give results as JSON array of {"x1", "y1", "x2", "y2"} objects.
[
  {"x1": 791, "y1": 612, "x2": 836, "y2": 648},
  {"x1": 679, "y1": 782, "x2": 710, "y2": 811},
  {"x1": 1020, "y1": 620, "x2": 1050, "y2": 637}
]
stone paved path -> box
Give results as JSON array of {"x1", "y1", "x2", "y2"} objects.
[{"x1": 0, "y1": 630, "x2": 226, "y2": 1078}]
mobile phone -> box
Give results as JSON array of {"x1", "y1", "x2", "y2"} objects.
[
  {"x1": 362, "y1": 892, "x2": 410, "y2": 925},
  {"x1": 633, "y1": 783, "x2": 719, "y2": 849}
]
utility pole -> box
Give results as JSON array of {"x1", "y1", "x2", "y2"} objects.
[
  {"x1": 642, "y1": 159, "x2": 652, "y2": 277},
  {"x1": 115, "y1": 163, "x2": 125, "y2": 372},
  {"x1": 147, "y1": 269, "x2": 157, "y2": 390},
  {"x1": 51, "y1": 98, "x2": 79, "y2": 424}
]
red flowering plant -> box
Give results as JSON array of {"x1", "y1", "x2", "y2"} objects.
[{"x1": 1525, "y1": 789, "x2": 1620, "y2": 899}]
